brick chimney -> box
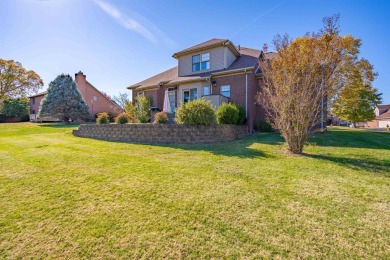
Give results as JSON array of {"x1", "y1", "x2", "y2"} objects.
[{"x1": 75, "y1": 71, "x2": 87, "y2": 98}]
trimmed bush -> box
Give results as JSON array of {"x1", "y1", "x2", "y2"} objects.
[
  {"x1": 96, "y1": 112, "x2": 110, "y2": 124},
  {"x1": 154, "y1": 112, "x2": 169, "y2": 124},
  {"x1": 115, "y1": 112, "x2": 130, "y2": 124},
  {"x1": 236, "y1": 104, "x2": 246, "y2": 125},
  {"x1": 175, "y1": 99, "x2": 216, "y2": 125},
  {"x1": 254, "y1": 120, "x2": 273, "y2": 132},
  {"x1": 217, "y1": 103, "x2": 239, "y2": 124}
]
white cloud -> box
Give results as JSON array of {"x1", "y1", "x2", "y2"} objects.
[{"x1": 93, "y1": 0, "x2": 157, "y2": 43}]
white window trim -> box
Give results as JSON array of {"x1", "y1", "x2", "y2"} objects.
[
  {"x1": 221, "y1": 85, "x2": 230, "y2": 98},
  {"x1": 182, "y1": 88, "x2": 198, "y2": 103},
  {"x1": 203, "y1": 86, "x2": 210, "y2": 96},
  {"x1": 192, "y1": 52, "x2": 210, "y2": 72}
]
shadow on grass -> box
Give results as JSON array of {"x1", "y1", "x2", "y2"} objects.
[
  {"x1": 168, "y1": 134, "x2": 275, "y2": 159},
  {"x1": 308, "y1": 128, "x2": 390, "y2": 150},
  {"x1": 38, "y1": 122, "x2": 93, "y2": 129},
  {"x1": 100, "y1": 133, "x2": 279, "y2": 159},
  {"x1": 303, "y1": 153, "x2": 390, "y2": 176}
]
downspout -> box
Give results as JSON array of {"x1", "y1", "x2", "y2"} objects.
[
  {"x1": 223, "y1": 41, "x2": 227, "y2": 69},
  {"x1": 206, "y1": 76, "x2": 212, "y2": 95},
  {"x1": 245, "y1": 69, "x2": 248, "y2": 117}
]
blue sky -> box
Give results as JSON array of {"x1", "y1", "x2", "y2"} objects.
[{"x1": 0, "y1": 0, "x2": 389, "y2": 103}]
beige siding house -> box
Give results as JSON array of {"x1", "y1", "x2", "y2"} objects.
[{"x1": 128, "y1": 38, "x2": 266, "y2": 129}]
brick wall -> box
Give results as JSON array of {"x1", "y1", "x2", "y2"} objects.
[
  {"x1": 29, "y1": 94, "x2": 45, "y2": 114},
  {"x1": 73, "y1": 124, "x2": 250, "y2": 144},
  {"x1": 75, "y1": 72, "x2": 122, "y2": 116},
  {"x1": 211, "y1": 72, "x2": 265, "y2": 129}
]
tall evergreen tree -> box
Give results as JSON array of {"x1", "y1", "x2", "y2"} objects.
[{"x1": 38, "y1": 74, "x2": 90, "y2": 121}]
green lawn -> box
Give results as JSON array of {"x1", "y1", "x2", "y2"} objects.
[{"x1": 0, "y1": 123, "x2": 389, "y2": 258}]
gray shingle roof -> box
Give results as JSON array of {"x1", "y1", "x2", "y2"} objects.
[
  {"x1": 377, "y1": 104, "x2": 390, "y2": 111},
  {"x1": 377, "y1": 109, "x2": 390, "y2": 120},
  {"x1": 128, "y1": 67, "x2": 178, "y2": 90},
  {"x1": 173, "y1": 38, "x2": 226, "y2": 56},
  {"x1": 128, "y1": 45, "x2": 261, "y2": 90}
]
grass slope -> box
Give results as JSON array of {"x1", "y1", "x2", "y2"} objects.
[{"x1": 0, "y1": 123, "x2": 389, "y2": 258}]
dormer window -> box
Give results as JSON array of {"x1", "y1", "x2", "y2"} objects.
[{"x1": 192, "y1": 53, "x2": 210, "y2": 72}]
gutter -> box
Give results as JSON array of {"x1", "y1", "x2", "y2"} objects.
[
  {"x1": 127, "y1": 84, "x2": 141, "y2": 90},
  {"x1": 211, "y1": 67, "x2": 253, "y2": 77},
  {"x1": 166, "y1": 77, "x2": 207, "y2": 86}
]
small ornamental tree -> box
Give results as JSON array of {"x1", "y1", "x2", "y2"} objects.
[
  {"x1": 136, "y1": 94, "x2": 151, "y2": 123},
  {"x1": 257, "y1": 14, "x2": 380, "y2": 154},
  {"x1": 124, "y1": 101, "x2": 137, "y2": 122},
  {"x1": 38, "y1": 74, "x2": 90, "y2": 121}
]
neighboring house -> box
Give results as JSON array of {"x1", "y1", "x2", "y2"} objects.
[
  {"x1": 367, "y1": 104, "x2": 390, "y2": 128},
  {"x1": 330, "y1": 114, "x2": 349, "y2": 126},
  {"x1": 28, "y1": 71, "x2": 122, "y2": 120},
  {"x1": 127, "y1": 38, "x2": 266, "y2": 128},
  {"x1": 29, "y1": 91, "x2": 47, "y2": 116}
]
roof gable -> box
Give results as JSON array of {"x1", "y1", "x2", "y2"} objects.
[
  {"x1": 173, "y1": 38, "x2": 241, "y2": 58},
  {"x1": 128, "y1": 45, "x2": 261, "y2": 90}
]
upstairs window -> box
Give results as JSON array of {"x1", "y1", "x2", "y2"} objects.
[
  {"x1": 93, "y1": 96, "x2": 98, "y2": 101},
  {"x1": 201, "y1": 53, "x2": 210, "y2": 70},
  {"x1": 221, "y1": 85, "x2": 230, "y2": 98},
  {"x1": 192, "y1": 55, "x2": 200, "y2": 72},
  {"x1": 192, "y1": 53, "x2": 210, "y2": 72}
]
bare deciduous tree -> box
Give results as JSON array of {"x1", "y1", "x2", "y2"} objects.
[
  {"x1": 257, "y1": 15, "x2": 374, "y2": 154},
  {"x1": 112, "y1": 92, "x2": 130, "y2": 110}
]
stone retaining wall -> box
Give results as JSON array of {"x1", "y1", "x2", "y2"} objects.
[{"x1": 73, "y1": 124, "x2": 250, "y2": 144}]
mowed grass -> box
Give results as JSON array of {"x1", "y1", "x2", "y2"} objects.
[{"x1": 0, "y1": 123, "x2": 389, "y2": 259}]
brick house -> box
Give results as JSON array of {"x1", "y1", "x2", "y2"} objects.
[
  {"x1": 127, "y1": 38, "x2": 266, "y2": 129},
  {"x1": 367, "y1": 104, "x2": 390, "y2": 128},
  {"x1": 29, "y1": 72, "x2": 122, "y2": 120}
]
